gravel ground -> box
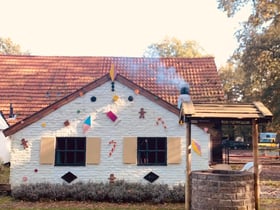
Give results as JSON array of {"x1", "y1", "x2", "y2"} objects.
[{"x1": 260, "y1": 164, "x2": 280, "y2": 200}]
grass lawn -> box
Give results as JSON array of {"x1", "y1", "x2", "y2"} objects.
[{"x1": 0, "y1": 197, "x2": 185, "y2": 210}]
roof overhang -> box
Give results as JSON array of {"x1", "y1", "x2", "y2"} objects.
[
  {"x1": 3, "y1": 73, "x2": 179, "y2": 137},
  {"x1": 180, "y1": 101, "x2": 273, "y2": 123}
]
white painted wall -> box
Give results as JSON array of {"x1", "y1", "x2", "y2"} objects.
[
  {"x1": 0, "y1": 114, "x2": 10, "y2": 163},
  {"x1": 9, "y1": 81, "x2": 209, "y2": 187}
]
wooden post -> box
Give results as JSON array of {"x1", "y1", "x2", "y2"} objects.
[
  {"x1": 252, "y1": 119, "x2": 260, "y2": 210},
  {"x1": 185, "y1": 117, "x2": 191, "y2": 210}
]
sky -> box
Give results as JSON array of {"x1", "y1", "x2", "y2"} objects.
[{"x1": 0, "y1": 0, "x2": 250, "y2": 68}]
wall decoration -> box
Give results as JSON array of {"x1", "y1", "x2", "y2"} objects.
[
  {"x1": 90, "y1": 96, "x2": 97, "y2": 102},
  {"x1": 41, "y1": 122, "x2": 46, "y2": 127},
  {"x1": 155, "y1": 117, "x2": 167, "y2": 129},
  {"x1": 108, "y1": 173, "x2": 116, "y2": 183},
  {"x1": 110, "y1": 64, "x2": 116, "y2": 92},
  {"x1": 79, "y1": 91, "x2": 84, "y2": 97},
  {"x1": 144, "y1": 172, "x2": 159, "y2": 183},
  {"x1": 192, "y1": 139, "x2": 202, "y2": 156},
  {"x1": 112, "y1": 95, "x2": 119, "y2": 102},
  {"x1": 107, "y1": 111, "x2": 118, "y2": 122},
  {"x1": 64, "y1": 120, "x2": 70, "y2": 127},
  {"x1": 34, "y1": 169, "x2": 38, "y2": 173},
  {"x1": 22, "y1": 176, "x2": 28, "y2": 182},
  {"x1": 83, "y1": 116, "x2": 91, "y2": 133},
  {"x1": 108, "y1": 140, "x2": 117, "y2": 157},
  {"x1": 111, "y1": 82, "x2": 115, "y2": 92},
  {"x1": 128, "y1": 96, "x2": 133, "y2": 101},
  {"x1": 21, "y1": 138, "x2": 28, "y2": 149},
  {"x1": 61, "y1": 172, "x2": 77, "y2": 183},
  {"x1": 139, "y1": 108, "x2": 146, "y2": 119},
  {"x1": 109, "y1": 63, "x2": 116, "y2": 81},
  {"x1": 77, "y1": 110, "x2": 81, "y2": 114},
  {"x1": 134, "y1": 89, "x2": 140, "y2": 94}
]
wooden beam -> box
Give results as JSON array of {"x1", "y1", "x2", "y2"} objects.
[
  {"x1": 253, "y1": 101, "x2": 273, "y2": 117},
  {"x1": 252, "y1": 119, "x2": 260, "y2": 210},
  {"x1": 185, "y1": 117, "x2": 191, "y2": 210}
]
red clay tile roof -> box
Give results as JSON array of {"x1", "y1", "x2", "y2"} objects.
[
  {"x1": 0, "y1": 55, "x2": 225, "y2": 125},
  {"x1": 4, "y1": 74, "x2": 182, "y2": 136}
]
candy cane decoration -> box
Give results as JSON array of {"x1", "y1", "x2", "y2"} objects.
[
  {"x1": 155, "y1": 117, "x2": 167, "y2": 129},
  {"x1": 108, "y1": 140, "x2": 117, "y2": 157}
]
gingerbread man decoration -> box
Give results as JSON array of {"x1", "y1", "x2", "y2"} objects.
[
  {"x1": 21, "y1": 138, "x2": 28, "y2": 149},
  {"x1": 139, "y1": 108, "x2": 146, "y2": 119},
  {"x1": 108, "y1": 173, "x2": 116, "y2": 184}
]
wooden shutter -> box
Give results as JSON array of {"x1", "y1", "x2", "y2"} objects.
[
  {"x1": 123, "y1": 137, "x2": 137, "y2": 164},
  {"x1": 167, "y1": 137, "x2": 181, "y2": 164},
  {"x1": 86, "y1": 137, "x2": 101, "y2": 165},
  {"x1": 40, "y1": 137, "x2": 55, "y2": 165}
]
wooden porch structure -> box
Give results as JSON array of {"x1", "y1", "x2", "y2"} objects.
[{"x1": 180, "y1": 101, "x2": 273, "y2": 210}]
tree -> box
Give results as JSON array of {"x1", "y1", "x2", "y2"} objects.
[
  {"x1": 217, "y1": 0, "x2": 280, "y2": 131},
  {"x1": 0, "y1": 37, "x2": 28, "y2": 55},
  {"x1": 143, "y1": 37, "x2": 209, "y2": 58},
  {"x1": 218, "y1": 62, "x2": 244, "y2": 102}
]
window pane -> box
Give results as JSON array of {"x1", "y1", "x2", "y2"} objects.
[
  {"x1": 76, "y1": 152, "x2": 85, "y2": 164},
  {"x1": 56, "y1": 151, "x2": 65, "y2": 164},
  {"x1": 157, "y1": 151, "x2": 166, "y2": 163},
  {"x1": 148, "y1": 152, "x2": 156, "y2": 163},
  {"x1": 56, "y1": 139, "x2": 65, "y2": 150},
  {"x1": 148, "y1": 139, "x2": 156, "y2": 149},
  {"x1": 157, "y1": 139, "x2": 166, "y2": 150},
  {"x1": 137, "y1": 137, "x2": 167, "y2": 166},
  {"x1": 67, "y1": 139, "x2": 75, "y2": 150},
  {"x1": 138, "y1": 152, "x2": 148, "y2": 164},
  {"x1": 66, "y1": 152, "x2": 74, "y2": 163},
  {"x1": 138, "y1": 138, "x2": 147, "y2": 150},
  {"x1": 55, "y1": 137, "x2": 86, "y2": 166},
  {"x1": 77, "y1": 140, "x2": 85, "y2": 150}
]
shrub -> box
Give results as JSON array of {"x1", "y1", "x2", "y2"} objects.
[
  {"x1": 11, "y1": 181, "x2": 185, "y2": 204},
  {"x1": 169, "y1": 184, "x2": 185, "y2": 203}
]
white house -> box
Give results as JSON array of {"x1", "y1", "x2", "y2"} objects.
[
  {"x1": 5, "y1": 74, "x2": 209, "y2": 188},
  {"x1": 0, "y1": 55, "x2": 273, "y2": 189},
  {"x1": 0, "y1": 111, "x2": 10, "y2": 164}
]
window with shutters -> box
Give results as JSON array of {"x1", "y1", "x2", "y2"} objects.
[
  {"x1": 137, "y1": 137, "x2": 167, "y2": 166},
  {"x1": 55, "y1": 137, "x2": 86, "y2": 166}
]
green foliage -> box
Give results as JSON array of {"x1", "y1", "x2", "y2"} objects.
[
  {"x1": 143, "y1": 36, "x2": 209, "y2": 58},
  {"x1": 218, "y1": 62, "x2": 245, "y2": 102},
  {"x1": 217, "y1": 0, "x2": 280, "y2": 132},
  {"x1": 0, "y1": 164, "x2": 9, "y2": 184},
  {"x1": 11, "y1": 181, "x2": 185, "y2": 204}
]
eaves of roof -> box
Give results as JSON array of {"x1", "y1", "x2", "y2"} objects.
[
  {"x1": 4, "y1": 73, "x2": 179, "y2": 136},
  {"x1": 0, "y1": 111, "x2": 9, "y2": 129}
]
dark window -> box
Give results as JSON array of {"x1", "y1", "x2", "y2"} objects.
[
  {"x1": 137, "y1": 137, "x2": 167, "y2": 166},
  {"x1": 55, "y1": 137, "x2": 86, "y2": 166}
]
